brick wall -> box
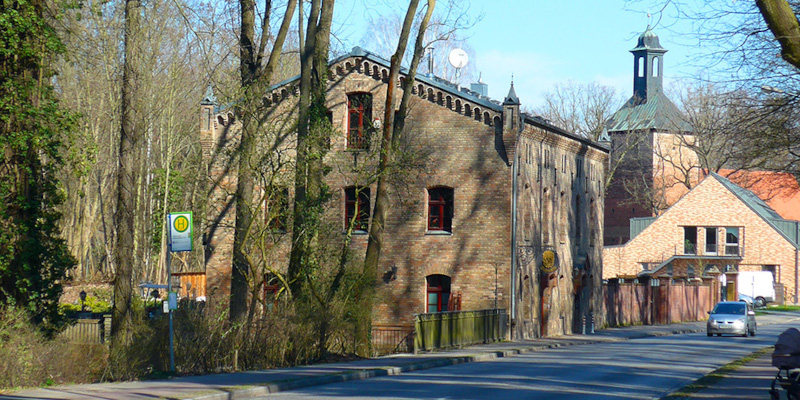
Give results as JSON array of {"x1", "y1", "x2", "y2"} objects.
[{"x1": 201, "y1": 53, "x2": 608, "y2": 337}]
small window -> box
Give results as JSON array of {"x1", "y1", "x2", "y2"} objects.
[
  {"x1": 428, "y1": 187, "x2": 453, "y2": 233},
  {"x1": 345, "y1": 187, "x2": 370, "y2": 232},
  {"x1": 202, "y1": 108, "x2": 211, "y2": 131},
  {"x1": 725, "y1": 227, "x2": 740, "y2": 255},
  {"x1": 684, "y1": 226, "x2": 697, "y2": 255},
  {"x1": 347, "y1": 93, "x2": 372, "y2": 150},
  {"x1": 652, "y1": 56, "x2": 659, "y2": 77},
  {"x1": 426, "y1": 274, "x2": 451, "y2": 313},
  {"x1": 265, "y1": 188, "x2": 289, "y2": 232},
  {"x1": 574, "y1": 195, "x2": 581, "y2": 239},
  {"x1": 638, "y1": 57, "x2": 644, "y2": 77},
  {"x1": 705, "y1": 227, "x2": 717, "y2": 254}
]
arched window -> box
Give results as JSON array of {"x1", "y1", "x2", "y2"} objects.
[
  {"x1": 345, "y1": 186, "x2": 370, "y2": 232},
  {"x1": 652, "y1": 57, "x2": 659, "y2": 77},
  {"x1": 542, "y1": 188, "x2": 551, "y2": 243},
  {"x1": 347, "y1": 93, "x2": 372, "y2": 150},
  {"x1": 638, "y1": 57, "x2": 644, "y2": 77},
  {"x1": 428, "y1": 187, "x2": 454, "y2": 233},
  {"x1": 426, "y1": 274, "x2": 451, "y2": 313}
]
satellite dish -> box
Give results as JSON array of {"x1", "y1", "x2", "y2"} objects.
[{"x1": 448, "y1": 48, "x2": 469, "y2": 69}]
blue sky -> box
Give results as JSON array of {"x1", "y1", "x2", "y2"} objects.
[{"x1": 334, "y1": 0, "x2": 702, "y2": 108}]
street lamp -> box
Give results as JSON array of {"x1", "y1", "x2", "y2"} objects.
[{"x1": 79, "y1": 290, "x2": 87, "y2": 312}]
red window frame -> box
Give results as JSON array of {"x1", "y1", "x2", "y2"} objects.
[
  {"x1": 426, "y1": 275, "x2": 451, "y2": 313},
  {"x1": 345, "y1": 187, "x2": 370, "y2": 231},
  {"x1": 347, "y1": 93, "x2": 371, "y2": 150},
  {"x1": 428, "y1": 188, "x2": 453, "y2": 232}
]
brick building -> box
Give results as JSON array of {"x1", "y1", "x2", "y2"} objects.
[
  {"x1": 199, "y1": 47, "x2": 608, "y2": 339},
  {"x1": 603, "y1": 172, "x2": 800, "y2": 303}
]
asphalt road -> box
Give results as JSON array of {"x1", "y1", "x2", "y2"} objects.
[{"x1": 255, "y1": 323, "x2": 795, "y2": 400}]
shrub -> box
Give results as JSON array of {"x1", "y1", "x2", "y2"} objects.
[{"x1": 0, "y1": 306, "x2": 107, "y2": 391}]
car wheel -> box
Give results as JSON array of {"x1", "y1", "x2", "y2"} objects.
[
  {"x1": 755, "y1": 297, "x2": 766, "y2": 308},
  {"x1": 707, "y1": 332, "x2": 712, "y2": 337}
]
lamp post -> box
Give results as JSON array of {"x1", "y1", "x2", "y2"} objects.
[{"x1": 79, "y1": 290, "x2": 87, "y2": 312}]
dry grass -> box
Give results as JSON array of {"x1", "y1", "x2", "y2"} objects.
[{"x1": 0, "y1": 306, "x2": 107, "y2": 392}]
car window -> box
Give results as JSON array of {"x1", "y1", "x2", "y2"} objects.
[{"x1": 712, "y1": 303, "x2": 745, "y2": 314}]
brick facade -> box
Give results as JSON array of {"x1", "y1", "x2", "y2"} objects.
[
  {"x1": 200, "y1": 49, "x2": 608, "y2": 338},
  {"x1": 603, "y1": 173, "x2": 800, "y2": 303}
]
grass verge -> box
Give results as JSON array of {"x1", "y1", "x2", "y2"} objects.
[{"x1": 662, "y1": 347, "x2": 773, "y2": 399}]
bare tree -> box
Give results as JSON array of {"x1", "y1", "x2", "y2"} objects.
[
  {"x1": 288, "y1": 0, "x2": 334, "y2": 297},
  {"x1": 359, "y1": 0, "x2": 435, "y2": 357},
  {"x1": 230, "y1": 0, "x2": 297, "y2": 321},
  {"x1": 535, "y1": 81, "x2": 623, "y2": 141},
  {"x1": 112, "y1": 0, "x2": 143, "y2": 345}
]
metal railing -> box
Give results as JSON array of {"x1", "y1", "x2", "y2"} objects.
[
  {"x1": 371, "y1": 324, "x2": 414, "y2": 356},
  {"x1": 414, "y1": 309, "x2": 507, "y2": 353}
]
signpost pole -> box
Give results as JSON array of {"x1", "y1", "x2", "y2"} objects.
[
  {"x1": 166, "y1": 211, "x2": 192, "y2": 374},
  {"x1": 167, "y1": 246, "x2": 174, "y2": 373}
]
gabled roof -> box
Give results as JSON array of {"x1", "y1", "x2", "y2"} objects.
[
  {"x1": 606, "y1": 91, "x2": 691, "y2": 132},
  {"x1": 711, "y1": 172, "x2": 800, "y2": 248}
]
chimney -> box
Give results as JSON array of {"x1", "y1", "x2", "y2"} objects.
[{"x1": 470, "y1": 73, "x2": 488, "y2": 97}]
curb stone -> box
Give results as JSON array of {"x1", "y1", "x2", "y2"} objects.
[{"x1": 178, "y1": 327, "x2": 710, "y2": 400}]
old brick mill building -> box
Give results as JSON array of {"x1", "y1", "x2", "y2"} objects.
[{"x1": 198, "y1": 47, "x2": 608, "y2": 339}]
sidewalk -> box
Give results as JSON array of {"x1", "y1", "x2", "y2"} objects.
[{"x1": 2, "y1": 313, "x2": 795, "y2": 400}]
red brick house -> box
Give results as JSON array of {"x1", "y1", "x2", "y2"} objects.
[
  {"x1": 199, "y1": 47, "x2": 608, "y2": 339},
  {"x1": 603, "y1": 172, "x2": 800, "y2": 303}
]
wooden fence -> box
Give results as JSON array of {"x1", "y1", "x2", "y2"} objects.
[
  {"x1": 603, "y1": 279, "x2": 714, "y2": 328},
  {"x1": 414, "y1": 309, "x2": 507, "y2": 352},
  {"x1": 60, "y1": 317, "x2": 105, "y2": 344}
]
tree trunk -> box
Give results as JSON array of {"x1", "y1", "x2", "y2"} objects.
[
  {"x1": 230, "y1": 0, "x2": 297, "y2": 321},
  {"x1": 112, "y1": 0, "x2": 143, "y2": 345},
  {"x1": 359, "y1": 0, "x2": 434, "y2": 356},
  {"x1": 288, "y1": 0, "x2": 334, "y2": 299},
  {"x1": 756, "y1": 0, "x2": 800, "y2": 70}
]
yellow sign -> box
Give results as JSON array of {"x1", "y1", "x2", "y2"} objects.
[
  {"x1": 540, "y1": 249, "x2": 558, "y2": 274},
  {"x1": 173, "y1": 215, "x2": 190, "y2": 233}
]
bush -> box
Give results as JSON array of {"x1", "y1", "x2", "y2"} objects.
[
  {"x1": 59, "y1": 295, "x2": 112, "y2": 315},
  {"x1": 0, "y1": 306, "x2": 107, "y2": 392}
]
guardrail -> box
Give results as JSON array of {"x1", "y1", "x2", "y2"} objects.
[{"x1": 414, "y1": 309, "x2": 507, "y2": 353}]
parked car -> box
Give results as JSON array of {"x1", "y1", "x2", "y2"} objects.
[
  {"x1": 739, "y1": 293, "x2": 754, "y2": 305},
  {"x1": 707, "y1": 301, "x2": 757, "y2": 337}
]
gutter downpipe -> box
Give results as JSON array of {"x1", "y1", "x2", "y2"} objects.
[{"x1": 510, "y1": 151, "x2": 518, "y2": 341}]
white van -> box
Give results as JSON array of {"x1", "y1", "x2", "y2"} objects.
[{"x1": 737, "y1": 271, "x2": 775, "y2": 307}]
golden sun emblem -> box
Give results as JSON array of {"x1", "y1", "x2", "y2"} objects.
[{"x1": 540, "y1": 250, "x2": 557, "y2": 273}]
